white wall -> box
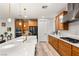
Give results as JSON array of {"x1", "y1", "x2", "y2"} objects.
[
  {"x1": 6, "y1": 18, "x2": 15, "y2": 38},
  {"x1": 48, "y1": 18, "x2": 55, "y2": 34},
  {"x1": 0, "y1": 18, "x2": 15, "y2": 39},
  {"x1": 0, "y1": 18, "x2": 7, "y2": 34}
]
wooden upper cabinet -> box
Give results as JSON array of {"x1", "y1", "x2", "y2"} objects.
[
  {"x1": 55, "y1": 16, "x2": 59, "y2": 30},
  {"x1": 55, "y1": 11, "x2": 69, "y2": 30},
  {"x1": 15, "y1": 19, "x2": 37, "y2": 33},
  {"x1": 15, "y1": 19, "x2": 23, "y2": 31},
  {"x1": 23, "y1": 21, "x2": 28, "y2": 32},
  {"x1": 28, "y1": 19, "x2": 37, "y2": 26}
]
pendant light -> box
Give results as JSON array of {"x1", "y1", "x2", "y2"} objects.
[
  {"x1": 18, "y1": 4, "x2": 22, "y2": 26},
  {"x1": 19, "y1": 21, "x2": 22, "y2": 26},
  {"x1": 24, "y1": 8, "x2": 27, "y2": 19},
  {"x1": 24, "y1": 24, "x2": 26, "y2": 27},
  {"x1": 7, "y1": 3, "x2": 11, "y2": 22}
]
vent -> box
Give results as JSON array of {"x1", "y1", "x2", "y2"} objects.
[
  {"x1": 42, "y1": 5, "x2": 48, "y2": 9},
  {"x1": 24, "y1": 8, "x2": 26, "y2": 10}
]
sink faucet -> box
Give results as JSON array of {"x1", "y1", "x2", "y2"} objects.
[
  {"x1": 53, "y1": 30, "x2": 58, "y2": 35},
  {"x1": 58, "y1": 30, "x2": 62, "y2": 37}
]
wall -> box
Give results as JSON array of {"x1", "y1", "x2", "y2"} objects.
[
  {"x1": 69, "y1": 21, "x2": 79, "y2": 35},
  {"x1": 68, "y1": 20, "x2": 79, "y2": 39},
  {"x1": 59, "y1": 20, "x2": 79, "y2": 40},
  {"x1": 6, "y1": 18, "x2": 15, "y2": 38},
  {"x1": 48, "y1": 18, "x2": 55, "y2": 34},
  {"x1": 0, "y1": 18, "x2": 15, "y2": 40},
  {"x1": 0, "y1": 18, "x2": 7, "y2": 34}
]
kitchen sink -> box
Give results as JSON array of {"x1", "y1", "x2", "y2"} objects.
[{"x1": 60, "y1": 37, "x2": 79, "y2": 43}]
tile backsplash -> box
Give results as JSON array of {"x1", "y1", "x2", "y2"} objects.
[
  {"x1": 60, "y1": 20, "x2": 79, "y2": 40},
  {"x1": 69, "y1": 21, "x2": 79, "y2": 35}
]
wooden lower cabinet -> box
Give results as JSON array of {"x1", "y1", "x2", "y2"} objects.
[
  {"x1": 52, "y1": 37, "x2": 59, "y2": 51},
  {"x1": 48, "y1": 35, "x2": 59, "y2": 51},
  {"x1": 72, "y1": 46, "x2": 79, "y2": 56},
  {"x1": 58, "y1": 40, "x2": 72, "y2": 56},
  {"x1": 48, "y1": 35, "x2": 53, "y2": 46},
  {"x1": 48, "y1": 35, "x2": 79, "y2": 56}
]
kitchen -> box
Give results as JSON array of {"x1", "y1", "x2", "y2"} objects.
[
  {"x1": 48, "y1": 3, "x2": 79, "y2": 56},
  {"x1": 0, "y1": 3, "x2": 79, "y2": 56}
]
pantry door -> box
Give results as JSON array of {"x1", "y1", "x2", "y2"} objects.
[{"x1": 38, "y1": 19, "x2": 48, "y2": 42}]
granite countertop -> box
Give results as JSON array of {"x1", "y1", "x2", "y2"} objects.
[{"x1": 49, "y1": 34, "x2": 79, "y2": 48}]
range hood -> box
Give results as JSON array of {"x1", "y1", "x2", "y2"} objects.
[
  {"x1": 59, "y1": 7, "x2": 79, "y2": 23},
  {"x1": 70, "y1": 8, "x2": 79, "y2": 21},
  {"x1": 60, "y1": 10, "x2": 79, "y2": 23},
  {"x1": 60, "y1": 14, "x2": 70, "y2": 23}
]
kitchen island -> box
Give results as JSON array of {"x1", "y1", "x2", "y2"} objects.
[{"x1": 0, "y1": 36, "x2": 37, "y2": 56}]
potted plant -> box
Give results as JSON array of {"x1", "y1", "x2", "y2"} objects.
[{"x1": 4, "y1": 32, "x2": 8, "y2": 37}]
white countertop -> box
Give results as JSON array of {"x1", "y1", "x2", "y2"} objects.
[
  {"x1": 0, "y1": 36, "x2": 37, "y2": 56},
  {"x1": 49, "y1": 34, "x2": 79, "y2": 48}
]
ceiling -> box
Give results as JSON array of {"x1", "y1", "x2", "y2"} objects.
[{"x1": 0, "y1": 3, "x2": 67, "y2": 19}]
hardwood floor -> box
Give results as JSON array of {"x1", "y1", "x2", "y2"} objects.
[{"x1": 35, "y1": 41, "x2": 60, "y2": 56}]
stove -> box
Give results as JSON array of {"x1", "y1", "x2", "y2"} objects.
[{"x1": 60, "y1": 37, "x2": 79, "y2": 43}]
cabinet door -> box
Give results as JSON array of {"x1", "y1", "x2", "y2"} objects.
[
  {"x1": 28, "y1": 20, "x2": 37, "y2": 26},
  {"x1": 55, "y1": 16, "x2": 59, "y2": 30},
  {"x1": 59, "y1": 40, "x2": 71, "y2": 56},
  {"x1": 55, "y1": 16, "x2": 63, "y2": 30},
  {"x1": 48, "y1": 35, "x2": 59, "y2": 51},
  {"x1": 52, "y1": 37, "x2": 59, "y2": 51},
  {"x1": 55, "y1": 11, "x2": 68, "y2": 30},
  {"x1": 72, "y1": 46, "x2": 79, "y2": 56},
  {"x1": 48, "y1": 35, "x2": 54, "y2": 47},
  {"x1": 48, "y1": 35, "x2": 52, "y2": 45}
]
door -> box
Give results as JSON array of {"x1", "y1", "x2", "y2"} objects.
[{"x1": 38, "y1": 19, "x2": 48, "y2": 42}]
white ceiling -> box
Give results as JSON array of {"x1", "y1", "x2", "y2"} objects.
[{"x1": 0, "y1": 3, "x2": 67, "y2": 19}]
